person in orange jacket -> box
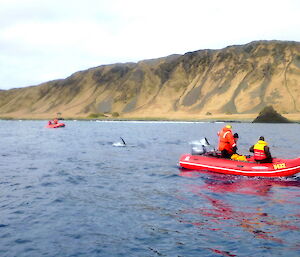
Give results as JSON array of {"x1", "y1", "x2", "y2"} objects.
[
  {"x1": 249, "y1": 136, "x2": 272, "y2": 163},
  {"x1": 218, "y1": 125, "x2": 237, "y2": 158}
]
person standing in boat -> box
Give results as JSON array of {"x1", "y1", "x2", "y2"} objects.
[
  {"x1": 217, "y1": 125, "x2": 237, "y2": 158},
  {"x1": 249, "y1": 136, "x2": 272, "y2": 163}
]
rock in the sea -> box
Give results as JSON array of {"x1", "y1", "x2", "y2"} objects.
[{"x1": 252, "y1": 106, "x2": 291, "y2": 123}]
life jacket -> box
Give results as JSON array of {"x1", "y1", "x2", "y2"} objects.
[
  {"x1": 253, "y1": 140, "x2": 268, "y2": 160},
  {"x1": 218, "y1": 127, "x2": 236, "y2": 153}
]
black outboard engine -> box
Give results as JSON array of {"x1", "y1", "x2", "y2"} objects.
[{"x1": 191, "y1": 137, "x2": 215, "y2": 155}]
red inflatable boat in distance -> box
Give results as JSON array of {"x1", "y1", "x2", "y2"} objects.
[
  {"x1": 179, "y1": 154, "x2": 300, "y2": 177},
  {"x1": 46, "y1": 122, "x2": 65, "y2": 128}
]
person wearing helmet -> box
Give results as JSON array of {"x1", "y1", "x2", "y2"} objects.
[
  {"x1": 217, "y1": 125, "x2": 237, "y2": 158},
  {"x1": 249, "y1": 136, "x2": 272, "y2": 163},
  {"x1": 230, "y1": 132, "x2": 248, "y2": 161}
]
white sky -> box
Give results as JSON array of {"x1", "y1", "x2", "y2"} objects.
[{"x1": 0, "y1": 0, "x2": 300, "y2": 89}]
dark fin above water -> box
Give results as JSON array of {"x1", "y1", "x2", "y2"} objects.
[{"x1": 120, "y1": 137, "x2": 126, "y2": 145}]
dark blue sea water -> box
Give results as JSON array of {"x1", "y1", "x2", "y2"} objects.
[{"x1": 0, "y1": 120, "x2": 299, "y2": 257}]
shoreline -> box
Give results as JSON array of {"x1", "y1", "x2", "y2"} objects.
[{"x1": 0, "y1": 115, "x2": 299, "y2": 123}]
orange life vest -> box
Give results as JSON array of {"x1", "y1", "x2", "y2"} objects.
[
  {"x1": 218, "y1": 127, "x2": 236, "y2": 154},
  {"x1": 253, "y1": 140, "x2": 267, "y2": 160}
]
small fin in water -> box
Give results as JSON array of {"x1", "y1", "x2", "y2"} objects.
[
  {"x1": 113, "y1": 137, "x2": 126, "y2": 147},
  {"x1": 120, "y1": 137, "x2": 126, "y2": 145}
]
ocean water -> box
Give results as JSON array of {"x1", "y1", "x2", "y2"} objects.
[{"x1": 0, "y1": 120, "x2": 299, "y2": 257}]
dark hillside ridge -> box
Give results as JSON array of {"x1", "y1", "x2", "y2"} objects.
[{"x1": 252, "y1": 106, "x2": 291, "y2": 123}]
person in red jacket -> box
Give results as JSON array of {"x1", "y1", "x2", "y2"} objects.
[
  {"x1": 249, "y1": 136, "x2": 272, "y2": 163},
  {"x1": 218, "y1": 125, "x2": 237, "y2": 158}
]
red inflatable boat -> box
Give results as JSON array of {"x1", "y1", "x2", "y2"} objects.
[
  {"x1": 46, "y1": 122, "x2": 65, "y2": 128},
  {"x1": 179, "y1": 154, "x2": 300, "y2": 177}
]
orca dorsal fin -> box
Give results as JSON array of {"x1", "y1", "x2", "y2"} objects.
[{"x1": 120, "y1": 137, "x2": 126, "y2": 145}]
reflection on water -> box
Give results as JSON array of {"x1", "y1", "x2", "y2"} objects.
[
  {"x1": 1, "y1": 120, "x2": 300, "y2": 256},
  {"x1": 178, "y1": 171, "x2": 300, "y2": 251}
]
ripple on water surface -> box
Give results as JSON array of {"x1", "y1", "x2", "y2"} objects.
[{"x1": 0, "y1": 120, "x2": 299, "y2": 256}]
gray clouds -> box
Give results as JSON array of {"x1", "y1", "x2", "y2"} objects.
[{"x1": 0, "y1": 0, "x2": 300, "y2": 89}]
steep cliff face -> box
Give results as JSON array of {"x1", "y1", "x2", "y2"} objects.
[{"x1": 0, "y1": 40, "x2": 300, "y2": 118}]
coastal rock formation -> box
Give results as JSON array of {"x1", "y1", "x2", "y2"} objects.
[
  {"x1": 252, "y1": 106, "x2": 291, "y2": 123},
  {"x1": 0, "y1": 40, "x2": 300, "y2": 119}
]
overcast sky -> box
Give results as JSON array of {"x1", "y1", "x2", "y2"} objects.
[{"x1": 1, "y1": 0, "x2": 300, "y2": 89}]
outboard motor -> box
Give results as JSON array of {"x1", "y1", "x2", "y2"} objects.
[{"x1": 191, "y1": 137, "x2": 215, "y2": 155}]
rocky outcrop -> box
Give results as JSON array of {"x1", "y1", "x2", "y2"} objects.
[
  {"x1": 0, "y1": 40, "x2": 300, "y2": 119},
  {"x1": 252, "y1": 106, "x2": 291, "y2": 123}
]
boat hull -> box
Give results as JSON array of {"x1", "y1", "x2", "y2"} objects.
[
  {"x1": 179, "y1": 154, "x2": 300, "y2": 177},
  {"x1": 46, "y1": 123, "x2": 65, "y2": 128}
]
